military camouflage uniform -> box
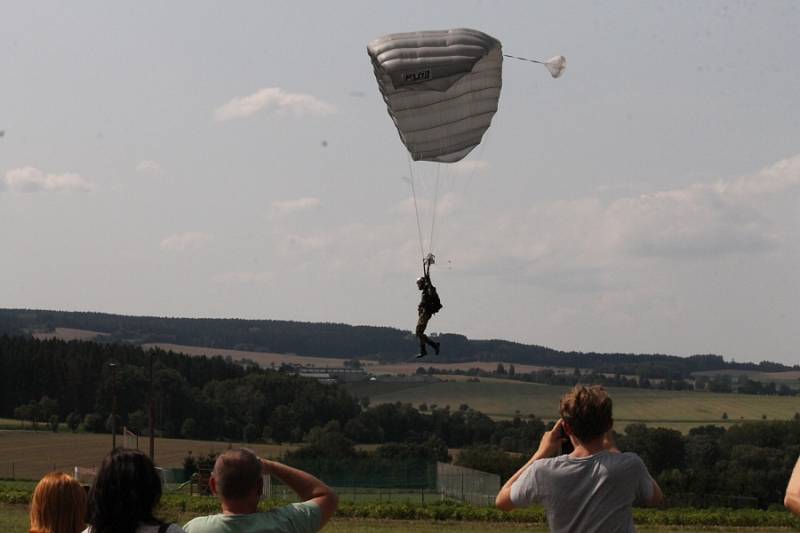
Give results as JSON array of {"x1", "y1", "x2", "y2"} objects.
[{"x1": 416, "y1": 278, "x2": 439, "y2": 356}]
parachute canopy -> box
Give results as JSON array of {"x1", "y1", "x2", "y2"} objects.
[{"x1": 367, "y1": 28, "x2": 503, "y2": 163}]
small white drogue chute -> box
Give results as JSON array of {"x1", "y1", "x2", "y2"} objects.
[
  {"x1": 503, "y1": 53, "x2": 567, "y2": 78},
  {"x1": 544, "y1": 55, "x2": 567, "y2": 78}
]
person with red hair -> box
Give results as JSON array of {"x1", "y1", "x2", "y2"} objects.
[{"x1": 29, "y1": 471, "x2": 87, "y2": 533}]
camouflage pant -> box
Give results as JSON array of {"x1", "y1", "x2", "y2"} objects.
[{"x1": 416, "y1": 310, "x2": 432, "y2": 344}]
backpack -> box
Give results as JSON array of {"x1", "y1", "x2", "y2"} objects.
[{"x1": 427, "y1": 285, "x2": 443, "y2": 314}]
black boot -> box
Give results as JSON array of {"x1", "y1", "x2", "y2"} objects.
[
  {"x1": 432, "y1": 341, "x2": 440, "y2": 355},
  {"x1": 417, "y1": 346, "x2": 427, "y2": 358}
]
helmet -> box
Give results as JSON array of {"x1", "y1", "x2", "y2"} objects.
[{"x1": 416, "y1": 277, "x2": 426, "y2": 289}]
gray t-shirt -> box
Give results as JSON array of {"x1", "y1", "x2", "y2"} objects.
[
  {"x1": 183, "y1": 502, "x2": 321, "y2": 533},
  {"x1": 511, "y1": 451, "x2": 654, "y2": 533}
]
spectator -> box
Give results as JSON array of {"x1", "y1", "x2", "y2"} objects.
[
  {"x1": 83, "y1": 448, "x2": 185, "y2": 533},
  {"x1": 183, "y1": 448, "x2": 338, "y2": 533},
  {"x1": 786, "y1": 455, "x2": 800, "y2": 516},
  {"x1": 30, "y1": 472, "x2": 87, "y2": 533},
  {"x1": 496, "y1": 385, "x2": 663, "y2": 532}
]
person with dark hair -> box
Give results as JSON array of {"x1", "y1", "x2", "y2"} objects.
[
  {"x1": 496, "y1": 385, "x2": 663, "y2": 532},
  {"x1": 183, "y1": 448, "x2": 337, "y2": 533},
  {"x1": 30, "y1": 471, "x2": 87, "y2": 533},
  {"x1": 83, "y1": 448, "x2": 185, "y2": 533}
]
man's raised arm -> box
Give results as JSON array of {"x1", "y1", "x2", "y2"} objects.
[
  {"x1": 261, "y1": 459, "x2": 339, "y2": 527},
  {"x1": 496, "y1": 419, "x2": 564, "y2": 511}
]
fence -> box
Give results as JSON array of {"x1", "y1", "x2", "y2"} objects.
[
  {"x1": 436, "y1": 462, "x2": 500, "y2": 507},
  {"x1": 284, "y1": 457, "x2": 437, "y2": 489},
  {"x1": 666, "y1": 492, "x2": 759, "y2": 509},
  {"x1": 270, "y1": 482, "x2": 439, "y2": 504},
  {"x1": 0, "y1": 461, "x2": 75, "y2": 481}
]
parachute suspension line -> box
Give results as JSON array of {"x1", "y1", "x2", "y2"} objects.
[
  {"x1": 502, "y1": 54, "x2": 545, "y2": 64},
  {"x1": 428, "y1": 163, "x2": 441, "y2": 257},
  {"x1": 406, "y1": 154, "x2": 426, "y2": 269},
  {"x1": 463, "y1": 129, "x2": 492, "y2": 197}
]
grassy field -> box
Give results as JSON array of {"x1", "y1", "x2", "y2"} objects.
[
  {"x1": 4, "y1": 480, "x2": 798, "y2": 532},
  {"x1": 366, "y1": 361, "x2": 572, "y2": 376},
  {"x1": 0, "y1": 431, "x2": 293, "y2": 480},
  {"x1": 1, "y1": 504, "x2": 796, "y2": 533},
  {"x1": 346, "y1": 379, "x2": 800, "y2": 431},
  {"x1": 692, "y1": 369, "x2": 800, "y2": 388},
  {"x1": 0, "y1": 419, "x2": 24, "y2": 431}
]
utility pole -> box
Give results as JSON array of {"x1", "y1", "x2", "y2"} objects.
[
  {"x1": 109, "y1": 360, "x2": 119, "y2": 450},
  {"x1": 148, "y1": 350, "x2": 155, "y2": 461}
]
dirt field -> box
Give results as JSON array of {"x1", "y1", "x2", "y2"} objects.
[
  {"x1": 31, "y1": 327, "x2": 109, "y2": 341},
  {"x1": 143, "y1": 343, "x2": 353, "y2": 368},
  {"x1": 0, "y1": 431, "x2": 292, "y2": 480}
]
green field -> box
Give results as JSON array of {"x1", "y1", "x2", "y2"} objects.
[
  {"x1": 347, "y1": 379, "x2": 800, "y2": 431},
  {"x1": 4, "y1": 480, "x2": 799, "y2": 532},
  {"x1": 692, "y1": 369, "x2": 800, "y2": 388},
  {"x1": 0, "y1": 419, "x2": 25, "y2": 431},
  {"x1": 2, "y1": 504, "x2": 796, "y2": 533}
]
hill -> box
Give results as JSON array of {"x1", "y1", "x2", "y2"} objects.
[{"x1": 1, "y1": 308, "x2": 796, "y2": 381}]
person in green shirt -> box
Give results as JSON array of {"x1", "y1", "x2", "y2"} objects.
[{"x1": 183, "y1": 449, "x2": 338, "y2": 533}]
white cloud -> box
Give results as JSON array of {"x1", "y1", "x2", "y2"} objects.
[
  {"x1": 391, "y1": 191, "x2": 463, "y2": 219},
  {"x1": 2, "y1": 166, "x2": 92, "y2": 193},
  {"x1": 283, "y1": 234, "x2": 328, "y2": 252},
  {"x1": 474, "y1": 154, "x2": 800, "y2": 271},
  {"x1": 449, "y1": 159, "x2": 489, "y2": 176},
  {"x1": 609, "y1": 187, "x2": 778, "y2": 258},
  {"x1": 214, "y1": 87, "x2": 337, "y2": 121},
  {"x1": 215, "y1": 271, "x2": 273, "y2": 285},
  {"x1": 717, "y1": 154, "x2": 800, "y2": 198},
  {"x1": 270, "y1": 197, "x2": 322, "y2": 217},
  {"x1": 136, "y1": 160, "x2": 164, "y2": 176},
  {"x1": 159, "y1": 232, "x2": 213, "y2": 252},
  {"x1": 262, "y1": 153, "x2": 798, "y2": 293}
]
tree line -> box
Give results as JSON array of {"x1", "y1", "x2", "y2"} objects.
[
  {"x1": 0, "y1": 335, "x2": 542, "y2": 449},
  {"x1": 2, "y1": 308, "x2": 797, "y2": 378}
]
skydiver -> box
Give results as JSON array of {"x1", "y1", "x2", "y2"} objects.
[{"x1": 416, "y1": 254, "x2": 442, "y2": 358}]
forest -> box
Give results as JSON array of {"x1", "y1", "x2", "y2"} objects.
[{"x1": 1, "y1": 334, "x2": 798, "y2": 507}]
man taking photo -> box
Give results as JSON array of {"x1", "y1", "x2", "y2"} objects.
[{"x1": 496, "y1": 385, "x2": 663, "y2": 532}]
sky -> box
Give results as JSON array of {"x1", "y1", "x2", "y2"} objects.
[{"x1": 1, "y1": 1, "x2": 798, "y2": 365}]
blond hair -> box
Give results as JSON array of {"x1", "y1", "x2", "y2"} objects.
[{"x1": 30, "y1": 472, "x2": 87, "y2": 533}]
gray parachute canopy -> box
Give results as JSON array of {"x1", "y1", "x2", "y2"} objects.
[{"x1": 367, "y1": 28, "x2": 502, "y2": 163}]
